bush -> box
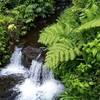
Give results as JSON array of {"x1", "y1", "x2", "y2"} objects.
[{"x1": 0, "y1": 0, "x2": 55, "y2": 36}]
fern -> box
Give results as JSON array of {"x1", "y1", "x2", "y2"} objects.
[
  {"x1": 39, "y1": 0, "x2": 100, "y2": 68},
  {"x1": 74, "y1": 18, "x2": 100, "y2": 32},
  {"x1": 58, "y1": 6, "x2": 80, "y2": 29},
  {"x1": 39, "y1": 23, "x2": 65, "y2": 46},
  {"x1": 38, "y1": 0, "x2": 100, "y2": 99},
  {"x1": 45, "y1": 38, "x2": 81, "y2": 68},
  {"x1": 38, "y1": 7, "x2": 84, "y2": 67},
  {"x1": 39, "y1": 23, "x2": 82, "y2": 68}
]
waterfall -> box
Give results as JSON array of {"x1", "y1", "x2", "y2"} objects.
[
  {"x1": 0, "y1": 47, "x2": 26, "y2": 76},
  {"x1": 0, "y1": 47, "x2": 64, "y2": 100},
  {"x1": 10, "y1": 47, "x2": 22, "y2": 65}
]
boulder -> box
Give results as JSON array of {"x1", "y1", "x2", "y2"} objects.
[{"x1": 21, "y1": 46, "x2": 45, "y2": 68}]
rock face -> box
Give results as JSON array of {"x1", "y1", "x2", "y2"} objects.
[
  {"x1": 22, "y1": 46, "x2": 45, "y2": 68},
  {"x1": 0, "y1": 74, "x2": 24, "y2": 100}
]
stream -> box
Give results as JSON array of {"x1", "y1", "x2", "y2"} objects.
[{"x1": 0, "y1": 47, "x2": 64, "y2": 100}]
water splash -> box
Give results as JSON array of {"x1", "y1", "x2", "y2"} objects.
[
  {"x1": 14, "y1": 78, "x2": 64, "y2": 100},
  {"x1": 0, "y1": 47, "x2": 26, "y2": 76},
  {"x1": 14, "y1": 60, "x2": 64, "y2": 100},
  {"x1": 10, "y1": 47, "x2": 22, "y2": 65},
  {"x1": 0, "y1": 47, "x2": 64, "y2": 100}
]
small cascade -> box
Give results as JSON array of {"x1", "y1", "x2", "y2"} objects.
[
  {"x1": 0, "y1": 47, "x2": 26, "y2": 76},
  {"x1": 0, "y1": 47, "x2": 64, "y2": 100},
  {"x1": 29, "y1": 60, "x2": 43, "y2": 84},
  {"x1": 10, "y1": 47, "x2": 22, "y2": 65},
  {"x1": 14, "y1": 59, "x2": 64, "y2": 100}
]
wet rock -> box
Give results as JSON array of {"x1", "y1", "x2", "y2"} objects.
[
  {"x1": 22, "y1": 46, "x2": 45, "y2": 68},
  {"x1": 0, "y1": 90, "x2": 20, "y2": 100},
  {"x1": 0, "y1": 74, "x2": 24, "y2": 99}
]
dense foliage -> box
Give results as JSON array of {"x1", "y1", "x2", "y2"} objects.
[
  {"x1": 0, "y1": 0, "x2": 55, "y2": 35},
  {"x1": 39, "y1": 0, "x2": 100, "y2": 99}
]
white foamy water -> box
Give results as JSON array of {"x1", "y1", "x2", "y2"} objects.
[
  {"x1": 14, "y1": 78, "x2": 64, "y2": 100},
  {"x1": 0, "y1": 47, "x2": 64, "y2": 100},
  {"x1": 0, "y1": 47, "x2": 26, "y2": 76},
  {"x1": 14, "y1": 60, "x2": 64, "y2": 100}
]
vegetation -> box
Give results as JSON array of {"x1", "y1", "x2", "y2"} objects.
[
  {"x1": 0, "y1": 0, "x2": 55, "y2": 66},
  {"x1": 0, "y1": 0, "x2": 100, "y2": 99},
  {"x1": 0, "y1": 0, "x2": 55, "y2": 35},
  {"x1": 39, "y1": 0, "x2": 100, "y2": 99}
]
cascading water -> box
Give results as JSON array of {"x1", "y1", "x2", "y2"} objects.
[
  {"x1": 0, "y1": 47, "x2": 26, "y2": 76},
  {"x1": 0, "y1": 47, "x2": 64, "y2": 100}
]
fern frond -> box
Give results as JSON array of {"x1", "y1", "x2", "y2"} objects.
[
  {"x1": 69, "y1": 48, "x2": 76, "y2": 60},
  {"x1": 58, "y1": 6, "x2": 80, "y2": 29},
  {"x1": 45, "y1": 39, "x2": 81, "y2": 68},
  {"x1": 74, "y1": 18, "x2": 100, "y2": 32},
  {"x1": 38, "y1": 23, "x2": 65, "y2": 46}
]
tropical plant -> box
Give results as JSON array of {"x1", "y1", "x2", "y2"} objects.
[
  {"x1": 39, "y1": 1, "x2": 100, "y2": 68},
  {"x1": 0, "y1": 0, "x2": 55, "y2": 36},
  {"x1": 7, "y1": 0, "x2": 55, "y2": 27},
  {"x1": 39, "y1": 0, "x2": 100, "y2": 99}
]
